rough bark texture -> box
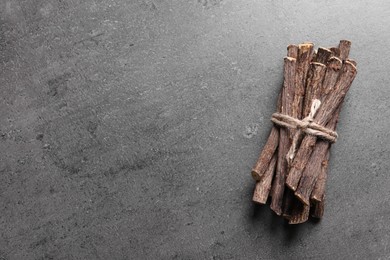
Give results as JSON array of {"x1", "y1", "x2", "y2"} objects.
[
  {"x1": 282, "y1": 189, "x2": 295, "y2": 219},
  {"x1": 347, "y1": 59, "x2": 357, "y2": 66},
  {"x1": 315, "y1": 47, "x2": 332, "y2": 65},
  {"x1": 252, "y1": 45, "x2": 298, "y2": 204},
  {"x1": 311, "y1": 195, "x2": 325, "y2": 218},
  {"x1": 285, "y1": 60, "x2": 356, "y2": 191},
  {"x1": 292, "y1": 43, "x2": 314, "y2": 120},
  {"x1": 307, "y1": 41, "x2": 352, "y2": 215},
  {"x1": 287, "y1": 44, "x2": 299, "y2": 58},
  {"x1": 251, "y1": 45, "x2": 299, "y2": 181},
  {"x1": 295, "y1": 107, "x2": 339, "y2": 205},
  {"x1": 251, "y1": 127, "x2": 279, "y2": 180},
  {"x1": 287, "y1": 61, "x2": 327, "y2": 221},
  {"x1": 289, "y1": 203, "x2": 310, "y2": 224},
  {"x1": 280, "y1": 45, "x2": 298, "y2": 219},
  {"x1": 252, "y1": 153, "x2": 277, "y2": 204},
  {"x1": 329, "y1": 47, "x2": 340, "y2": 58},
  {"x1": 302, "y1": 62, "x2": 327, "y2": 116},
  {"x1": 321, "y1": 57, "x2": 343, "y2": 97},
  {"x1": 311, "y1": 150, "x2": 330, "y2": 202},
  {"x1": 275, "y1": 44, "x2": 311, "y2": 217},
  {"x1": 270, "y1": 57, "x2": 297, "y2": 215},
  {"x1": 339, "y1": 40, "x2": 351, "y2": 61}
]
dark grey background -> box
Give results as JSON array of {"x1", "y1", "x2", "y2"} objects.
[{"x1": 1, "y1": 0, "x2": 389, "y2": 259}]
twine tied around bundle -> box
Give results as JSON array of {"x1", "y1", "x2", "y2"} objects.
[{"x1": 271, "y1": 99, "x2": 338, "y2": 164}]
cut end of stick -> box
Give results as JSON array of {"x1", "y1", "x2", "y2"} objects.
[
  {"x1": 286, "y1": 182, "x2": 297, "y2": 192},
  {"x1": 310, "y1": 62, "x2": 327, "y2": 68},
  {"x1": 339, "y1": 40, "x2": 352, "y2": 60},
  {"x1": 327, "y1": 57, "x2": 343, "y2": 69},
  {"x1": 347, "y1": 59, "x2": 357, "y2": 66},
  {"x1": 284, "y1": 56, "x2": 297, "y2": 62},
  {"x1": 252, "y1": 191, "x2": 267, "y2": 204},
  {"x1": 287, "y1": 45, "x2": 299, "y2": 58},
  {"x1": 311, "y1": 194, "x2": 322, "y2": 203},
  {"x1": 270, "y1": 205, "x2": 283, "y2": 216},
  {"x1": 329, "y1": 47, "x2": 340, "y2": 58},
  {"x1": 345, "y1": 60, "x2": 357, "y2": 72},
  {"x1": 294, "y1": 191, "x2": 310, "y2": 206},
  {"x1": 311, "y1": 197, "x2": 325, "y2": 218},
  {"x1": 288, "y1": 204, "x2": 310, "y2": 224},
  {"x1": 285, "y1": 167, "x2": 300, "y2": 191},
  {"x1": 251, "y1": 170, "x2": 262, "y2": 181},
  {"x1": 315, "y1": 47, "x2": 332, "y2": 64}
]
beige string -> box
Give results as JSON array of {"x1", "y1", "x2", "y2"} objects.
[{"x1": 270, "y1": 99, "x2": 338, "y2": 163}]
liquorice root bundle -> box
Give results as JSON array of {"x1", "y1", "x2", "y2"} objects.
[{"x1": 251, "y1": 40, "x2": 357, "y2": 224}]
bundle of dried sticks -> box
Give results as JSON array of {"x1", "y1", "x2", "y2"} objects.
[{"x1": 251, "y1": 40, "x2": 357, "y2": 224}]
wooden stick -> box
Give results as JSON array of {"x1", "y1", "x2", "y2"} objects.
[
  {"x1": 311, "y1": 151, "x2": 329, "y2": 218},
  {"x1": 306, "y1": 41, "x2": 357, "y2": 218},
  {"x1": 280, "y1": 45, "x2": 299, "y2": 219},
  {"x1": 308, "y1": 42, "x2": 353, "y2": 210},
  {"x1": 302, "y1": 62, "x2": 327, "y2": 116},
  {"x1": 286, "y1": 61, "x2": 327, "y2": 222},
  {"x1": 269, "y1": 56, "x2": 297, "y2": 215},
  {"x1": 311, "y1": 150, "x2": 330, "y2": 202},
  {"x1": 329, "y1": 47, "x2": 340, "y2": 58},
  {"x1": 251, "y1": 45, "x2": 298, "y2": 180},
  {"x1": 347, "y1": 59, "x2": 357, "y2": 66},
  {"x1": 289, "y1": 202, "x2": 310, "y2": 224},
  {"x1": 294, "y1": 106, "x2": 340, "y2": 205},
  {"x1": 285, "y1": 59, "x2": 356, "y2": 191},
  {"x1": 282, "y1": 189, "x2": 295, "y2": 219},
  {"x1": 252, "y1": 153, "x2": 277, "y2": 204},
  {"x1": 281, "y1": 44, "x2": 315, "y2": 219},
  {"x1": 321, "y1": 57, "x2": 343, "y2": 97},
  {"x1": 315, "y1": 47, "x2": 332, "y2": 65},
  {"x1": 292, "y1": 43, "x2": 314, "y2": 120},
  {"x1": 308, "y1": 40, "x2": 357, "y2": 204},
  {"x1": 287, "y1": 44, "x2": 299, "y2": 58},
  {"x1": 270, "y1": 44, "x2": 309, "y2": 216},
  {"x1": 252, "y1": 45, "x2": 299, "y2": 206},
  {"x1": 311, "y1": 195, "x2": 325, "y2": 218},
  {"x1": 287, "y1": 55, "x2": 329, "y2": 222},
  {"x1": 251, "y1": 90, "x2": 281, "y2": 181},
  {"x1": 251, "y1": 126, "x2": 280, "y2": 180},
  {"x1": 339, "y1": 40, "x2": 351, "y2": 61}
]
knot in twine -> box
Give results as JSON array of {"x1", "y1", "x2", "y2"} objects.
[{"x1": 270, "y1": 99, "x2": 338, "y2": 163}]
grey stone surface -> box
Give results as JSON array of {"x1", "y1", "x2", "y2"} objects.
[{"x1": 1, "y1": 0, "x2": 390, "y2": 259}]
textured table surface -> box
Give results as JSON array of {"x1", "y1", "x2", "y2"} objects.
[{"x1": 1, "y1": 0, "x2": 390, "y2": 259}]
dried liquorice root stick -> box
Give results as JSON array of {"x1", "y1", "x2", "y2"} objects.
[
  {"x1": 311, "y1": 195, "x2": 326, "y2": 218},
  {"x1": 305, "y1": 40, "x2": 352, "y2": 210},
  {"x1": 252, "y1": 45, "x2": 298, "y2": 203},
  {"x1": 315, "y1": 47, "x2": 332, "y2": 65},
  {"x1": 269, "y1": 56, "x2": 297, "y2": 215},
  {"x1": 311, "y1": 150, "x2": 329, "y2": 218},
  {"x1": 252, "y1": 93, "x2": 281, "y2": 201},
  {"x1": 270, "y1": 44, "x2": 304, "y2": 215},
  {"x1": 285, "y1": 59, "x2": 356, "y2": 191},
  {"x1": 251, "y1": 45, "x2": 298, "y2": 181},
  {"x1": 283, "y1": 46, "x2": 331, "y2": 220},
  {"x1": 252, "y1": 153, "x2": 277, "y2": 204},
  {"x1": 295, "y1": 105, "x2": 340, "y2": 205},
  {"x1": 311, "y1": 150, "x2": 330, "y2": 203},
  {"x1": 329, "y1": 47, "x2": 340, "y2": 58},
  {"x1": 288, "y1": 60, "x2": 327, "y2": 224},
  {"x1": 251, "y1": 127, "x2": 279, "y2": 181},
  {"x1": 339, "y1": 40, "x2": 351, "y2": 60},
  {"x1": 292, "y1": 43, "x2": 314, "y2": 120}
]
